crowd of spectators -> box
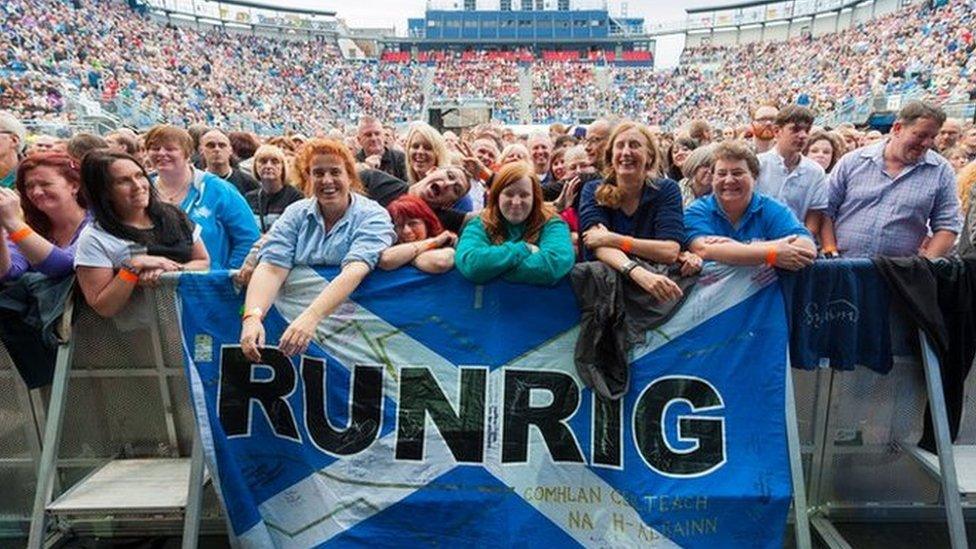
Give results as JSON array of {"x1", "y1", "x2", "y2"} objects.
[
  {"x1": 0, "y1": 0, "x2": 424, "y2": 134},
  {"x1": 429, "y1": 51, "x2": 522, "y2": 123},
  {"x1": 2, "y1": 0, "x2": 975, "y2": 132},
  {"x1": 530, "y1": 61, "x2": 612, "y2": 123},
  {"x1": 664, "y1": 0, "x2": 976, "y2": 126}
]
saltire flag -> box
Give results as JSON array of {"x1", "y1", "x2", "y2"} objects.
[{"x1": 177, "y1": 263, "x2": 793, "y2": 548}]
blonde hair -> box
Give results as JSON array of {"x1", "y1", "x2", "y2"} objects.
[
  {"x1": 405, "y1": 122, "x2": 449, "y2": 183},
  {"x1": 595, "y1": 121, "x2": 662, "y2": 209},
  {"x1": 957, "y1": 160, "x2": 976, "y2": 217},
  {"x1": 500, "y1": 143, "x2": 530, "y2": 165},
  {"x1": 252, "y1": 145, "x2": 289, "y2": 187}
]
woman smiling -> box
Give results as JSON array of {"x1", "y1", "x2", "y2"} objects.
[
  {"x1": 684, "y1": 141, "x2": 816, "y2": 270},
  {"x1": 455, "y1": 162, "x2": 574, "y2": 286},
  {"x1": 74, "y1": 151, "x2": 210, "y2": 317},
  {"x1": 578, "y1": 121, "x2": 700, "y2": 303},
  {"x1": 239, "y1": 139, "x2": 395, "y2": 361},
  {"x1": 144, "y1": 125, "x2": 259, "y2": 270},
  {"x1": 404, "y1": 123, "x2": 450, "y2": 184}
]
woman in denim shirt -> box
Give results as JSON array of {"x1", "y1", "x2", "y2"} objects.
[{"x1": 239, "y1": 139, "x2": 395, "y2": 361}]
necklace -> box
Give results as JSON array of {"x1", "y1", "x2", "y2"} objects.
[{"x1": 158, "y1": 180, "x2": 190, "y2": 204}]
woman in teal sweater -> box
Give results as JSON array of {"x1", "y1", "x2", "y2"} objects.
[{"x1": 456, "y1": 161, "x2": 574, "y2": 286}]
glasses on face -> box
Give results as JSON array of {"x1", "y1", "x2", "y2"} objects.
[
  {"x1": 753, "y1": 117, "x2": 776, "y2": 124},
  {"x1": 585, "y1": 136, "x2": 607, "y2": 145}
]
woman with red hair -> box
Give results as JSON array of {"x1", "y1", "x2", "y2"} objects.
[
  {"x1": 0, "y1": 152, "x2": 89, "y2": 282},
  {"x1": 240, "y1": 139, "x2": 395, "y2": 361},
  {"x1": 378, "y1": 195, "x2": 456, "y2": 273},
  {"x1": 455, "y1": 162, "x2": 574, "y2": 286}
]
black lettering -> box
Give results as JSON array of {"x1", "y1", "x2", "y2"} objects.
[
  {"x1": 502, "y1": 370, "x2": 584, "y2": 463},
  {"x1": 303, "y1": 358, "x2": 382, "y2": 456},
  {"x1": 396, "y1": 367, "x2": 486, "y2": 462},
  {"x1": 592, "y1": 395, "x2": 622, "y2": 467},
  {"x1": 219, "y1": 346, "x2": 299, "y2": 440},
  {"x1": 634, "y1": 377, "x2": 725, "y2": 477}
]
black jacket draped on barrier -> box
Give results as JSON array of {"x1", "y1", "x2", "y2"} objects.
[
  {"x1": 0, "y1": 274, "x2": 74, "y2": 389},
  {"x1": 571, "y1": 260, "x2": 697, "y2": 400},
  {"x1": 873, "y1": 255, "x2": 976, "y2": 453}
]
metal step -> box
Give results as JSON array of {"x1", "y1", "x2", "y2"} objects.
[
  {"x1": 902, "y1": 443, "x2": 976, "y2": 495},
  {"x1": 47, "y1": 459, "x2": 201, "y2": 516}
]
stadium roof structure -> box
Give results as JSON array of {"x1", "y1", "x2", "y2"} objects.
[
  {"x1": 204, "y1": 0, "x2": 335, "y2": 16},
  {"x1": 142, "y1": 0, "x2": 340, "y2": 33},
  {"x1": 686, "y1": 0, "x2": 863, "y2": 15}
]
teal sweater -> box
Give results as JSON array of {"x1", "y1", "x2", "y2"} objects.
[{"x1": 455, "y1": 216, "x2": 575, "y2": 286}]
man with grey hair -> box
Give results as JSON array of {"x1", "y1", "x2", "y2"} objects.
[
  {"x1": 584, "y1": 119, "x2": 612, "y2": 171},
  {"x1": 355, "y1": 116, "x2": 407, "y2": 181},
  {"x1": 824, "y1": 101, "x2": 961, "y2": 258},
  {"x1": 0, "y1": 112, "x2": 26, "y2": 189},
  {"x1": 526, "y1": 131, "x2": 553, "y2": 183},
  {"x1": 935, "y1": 117, "x2": 963, "y2": 153}
]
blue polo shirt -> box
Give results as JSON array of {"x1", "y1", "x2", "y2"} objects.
[{"x1": 683, "y1": 192, "x2": 811, "y2": 247}]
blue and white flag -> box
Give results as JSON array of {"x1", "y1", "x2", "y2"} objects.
[{"x1": 177, "y1": 264, "x2": 793, "y2": 548}]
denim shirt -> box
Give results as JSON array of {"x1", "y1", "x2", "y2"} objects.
[{"x1": 257, "y1": 193, "x2": 395, "y2": 270}]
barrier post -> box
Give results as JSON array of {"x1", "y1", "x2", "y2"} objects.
[
  {"x1": 917, "y1": 330, "x2": 968, "y2": 549},
  {"x1": 181, "y1": 427, "x2": 204, "y2": 549},
  {"x1": 26, "y1": 337, "x2": 75, "y2": 549},
  {"x1": 785, "y1": 356, "x2": 812, "y2": 549}
]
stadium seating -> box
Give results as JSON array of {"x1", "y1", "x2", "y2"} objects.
[{"x1": 1, "y1": 0, "x2": 972, "y2": 132}]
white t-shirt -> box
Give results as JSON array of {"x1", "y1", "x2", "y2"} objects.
[
  {"x1": 74, "y1": 222, "x2": 201, "y2": 269},
  {"x1": 73, "y1": 222, "x2": 201, "y2": 331}
]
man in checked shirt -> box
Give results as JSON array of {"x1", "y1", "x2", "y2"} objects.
[{"x1": 821, "y1": 101, "x2": 962, "y2": 258}]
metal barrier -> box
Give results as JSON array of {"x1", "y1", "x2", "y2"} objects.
[
  {"x1": 0, "y1": 342, "x2": 45, "y2": 537},
  {"x1": 1, "y1": 273, "x2": 974, "y2": 545},
  {"x1": 797, "y1": 311, "x2": 975, "y2": 549},
  {"x1": 3, "y1": 285, "x2": 218, "y2": 547}
]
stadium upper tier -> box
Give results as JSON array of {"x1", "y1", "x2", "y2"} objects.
[{"x1": 1, "y1": 0, "x2": 973, "y2": 133}]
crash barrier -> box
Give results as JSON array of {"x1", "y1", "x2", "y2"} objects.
[{"x1": 0, "y1": 260, "x2": 971, "y2": 547}]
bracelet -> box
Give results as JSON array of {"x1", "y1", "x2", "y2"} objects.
[
  {"x1": 242, "y1": 306, "x2": 264, "y2": 322},
  {"x1": 9, "y1": 226, "x2": 33, "y2": 243},
  {"x1": 424, "y1": 240, "x2": 441, "y2": 251},
  {"x1": 117, "y1": 268, "x2": 139, "y2": 284},
  {"x1": 765, "y1": 246, "x2": 778, "y2": 267},
  {"x1": 619, "y1": 236, "x2": 634, "y2": 254},
  {"x1": 822, "y1": 245, "x2": 837, "y2": 254}
]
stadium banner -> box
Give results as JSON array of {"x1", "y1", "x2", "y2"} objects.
[{"x1": 176, "y1": 264, "x2": 792, "y2": 548}]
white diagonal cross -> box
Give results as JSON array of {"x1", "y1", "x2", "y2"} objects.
[{"x1": 242, "y1": 266, "x2": 683, "y2": 548}]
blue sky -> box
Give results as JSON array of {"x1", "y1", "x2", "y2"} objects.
[{"x1": 267, "y1": 1, "x2": 737, "y2": 67}]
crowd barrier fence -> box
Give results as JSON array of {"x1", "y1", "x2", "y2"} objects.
[{"x1": 0, "y1": 264, "x2": 974, "y2": 547}]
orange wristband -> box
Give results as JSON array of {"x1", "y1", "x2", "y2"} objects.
[
  {"x1": 765, "y1": 246, "x2": 778, "y2": 267},
  {"x1": 117, "y1": 268, "x2": 139, "y2": 284},
  {"x1": 425, "y1": 240, "x2": 441, "y2": 251},
  {"x1": 822, "y1": 245, "x2": 837, "y2": 254},
  {"x1": 9, "y1": 226, "x2": 34, "y2": 243},
  {"x1": 619, "y1": 236, "x2": 634, "y2": 254}
]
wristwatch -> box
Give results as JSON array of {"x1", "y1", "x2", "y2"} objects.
[{"x1": 619, "y1": 260, "x2": 640, "y2": 277}]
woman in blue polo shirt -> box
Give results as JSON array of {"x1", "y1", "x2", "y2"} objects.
[
  {"x1": 239, "y1": 139, "x2": 395, "y2": 362},
  {"x1": 578, "y1": 121, "x2": 701, "y2": 302},
  {"x1": 683, "y1": 141, "x2": 816, "y2": 270}
]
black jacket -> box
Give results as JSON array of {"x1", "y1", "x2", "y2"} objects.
[
  {"x1": 873, "y1": 255, "x2": 976, "y2": 453},
  {"x1": 571, "y1": 260, "x2": 697, "y2": 400},
  {"x1": 356, "y1": 147, "x2": 407, "y2": 182}
]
